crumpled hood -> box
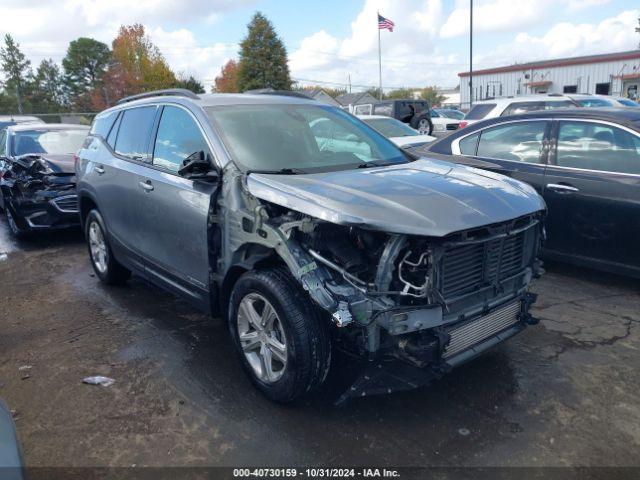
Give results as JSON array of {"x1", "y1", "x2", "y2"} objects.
[{"x1": 247, "y1": 158, "x2": 545, "y2": 237}]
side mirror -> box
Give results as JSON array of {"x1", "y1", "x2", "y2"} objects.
[{"x1": 178, "y1": 151, "x2": 219, "y2": 183}]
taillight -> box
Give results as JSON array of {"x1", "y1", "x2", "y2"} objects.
[{"x1": 459, "y1": 121, "x2": 468, "y2": 128}]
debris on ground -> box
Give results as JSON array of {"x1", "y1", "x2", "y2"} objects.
[
  {"x1": 20, "y1": 374, "x2": 30, "y2": 380},
  {"x1": 82, "y1": 376, "x2": 115, "y2": 387},
  {"x1": 18, "y1": 365, "x2": 33, "y2": 371},
  {"x1": 458, "y1": 428, "x2": 470, "y2": 436},
  {"x1": 0, "y1": 252, "x2": 8, "y2": 262}
]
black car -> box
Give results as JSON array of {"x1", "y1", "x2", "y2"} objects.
[
  {"x1": 0, "y1": 123, "x2": 89, "y2": 236},
  {"x1": 358, "y1": 99, "x2": 434, "y2": 135},
  {"x1": 427, "y1": 108, "x2": 640, "y2": 278}
]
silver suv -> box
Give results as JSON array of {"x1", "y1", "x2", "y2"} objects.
[{"x1": 76, "y1": 89, "x2": 546, "y2": 402}]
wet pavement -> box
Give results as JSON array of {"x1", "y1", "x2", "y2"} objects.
[{"x1": 0, "y1": 213, "x2": 639, "y2": 469}]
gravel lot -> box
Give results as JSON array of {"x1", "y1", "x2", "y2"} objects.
[{"x1": 0, "y1": 215, "x2": 639, "y2": 473}]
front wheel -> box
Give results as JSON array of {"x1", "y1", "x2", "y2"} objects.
[
  {"x1": 85, "y1": 209, "x2": 131, "y2": 285},
  {"x1": 228, "y1": 268, "x2": 331, "y2": 402},
  {"x1": 5, "y1": 208, "x2": 26, "y2": 238},
  {"x1": 410, "y1": 113, "x2": 433, "y2": 135}
]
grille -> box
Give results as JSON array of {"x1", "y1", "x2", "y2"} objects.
[
  {"x1": 443, "y1": 300, "x2": 521, "y2": 359},
  {"x1": 446, "y1": 123, "x2": 460, "y2": 130},
  {"x1": 51, "y1": 195, "x2": 78, "y2": 213},
  {"x1": 440, "y1": 231, "x2": 526, "y2": 299}
]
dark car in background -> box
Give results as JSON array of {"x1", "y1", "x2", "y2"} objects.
[
  {"x1": 0, "y1": 123, "x2": 89, "y2": 236},
  {"x1": 354, "y1": 99, "x2": 436, "y2": 135},
  {"x1": 427, "y1": 108, "x2": 640, "y2": 278}
]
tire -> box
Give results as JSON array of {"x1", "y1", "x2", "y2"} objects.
[
  {"x1": 228, "y1": 268, "x2": 331, "y2": 402},
  {"x1": 85, "y1": 209, "x2": 131, "y2": 285},
  {"x1": 5, "y1": 207, "x2": 26, "y2": 238},
  {"x1": 410, "y1": 113, "x2": 433, "y2": 135}
]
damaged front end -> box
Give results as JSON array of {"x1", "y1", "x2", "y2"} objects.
[
  {"x1": 218, "y1": 163, "x2": 545, "y2": 403},
  {"x1": 1, "y1": 154, "x2": 79, "y2": 231}
]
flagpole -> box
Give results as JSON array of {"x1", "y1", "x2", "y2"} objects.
[{"x1": 378, "y1": 11, "x2": 383, "y2": 100}]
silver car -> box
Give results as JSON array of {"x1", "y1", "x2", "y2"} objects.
[{"x1": 76, "y1": 89, "x2": 546, "y2": 402}]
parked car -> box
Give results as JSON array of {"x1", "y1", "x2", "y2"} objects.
[
  {"x1": 461, "y1": 94, "x2": 580, "y2": 127},
  {"x1": 428, "y1": 107, "x2": 640, "y2": 278},
  {"x1": 432, "y1": 108, "x2": 465, "y2": 120},
  {"x1": 357, "y1": 115, "x2": 435, "y2": 148},
  {"x1": 76, "y1": 89, "x2": 545, "y2": 402},
  {"x1": 0, "y1": 115, "x2": 44, "y2": 130},
  {"x1": 0, "y1": 123, "x2": 89, "y2": 236},
  {"x1": 352, "y1": 99, "x2": 435, "y2": 135},
  {"x1": 567, "y1": 94, "x2": 639, "y2": 108},
  {"x1": 0, "y1": 399, "x2": 23, "y2": 480}
]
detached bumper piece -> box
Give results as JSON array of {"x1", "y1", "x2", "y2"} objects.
[{"x1": 336, "y1": 293, "x2": 537, "y2": 405}]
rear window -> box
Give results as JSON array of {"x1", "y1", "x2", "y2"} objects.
[
  {"x1": 465, "y1": 104, "x2": 496, "y2": 120},
  {"x1": 90, "y1": 111, "x2": 119, "y2": 138},
  {"x1": 114, "y1": 106, "x2": 157, "y2": 160}
]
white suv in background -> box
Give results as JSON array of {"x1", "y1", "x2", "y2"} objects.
[
  {"x1": 567, "y1": 94, "x2": 640, "y2": 108},
  {"x1": 461, "y1": 94, "x2": 579, "y2": 127}
]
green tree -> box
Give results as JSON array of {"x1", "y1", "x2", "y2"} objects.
[
  {"x1": 175, "y1": 74, "x2": 205, "y2": 94},
  {"x1": 31, "y1": 59, "x2": 66, "y2": 112},
  {"x1": 293, "y1": 84, "x2": 346, "y2": 98},
  {"x1": 365, "y1": 87, "x2": 384, "y2": 100},
  {"x1": 385, "y1": 87, "x2": 416, "y2": 99},
  {"x1": 0, "y1": 34, "x2": 31, "y2": 113},
  {"x1": 237, "y1": 12, "x2": 291, "y2": 92},
  {"x1": 417, "y1": 86, "x2": 446, "y2": 106},
  {"x1": 62, "y1": 37, "x2": 111, "y2": 109}
]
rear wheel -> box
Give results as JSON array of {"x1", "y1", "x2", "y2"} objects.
[
  {"x1": 410, "y1": 113, "x2": 433, "y2": 135},
  {"x1": 228, "y1": 268, "x2": 331, "y2": 402},
  {"x1": 85, "y1": 209, "x2": 131, "y2": 285}
]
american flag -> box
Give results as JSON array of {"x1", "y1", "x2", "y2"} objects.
[{"x1": 378, "y1": 14, "x2": 395, "y2": 32}]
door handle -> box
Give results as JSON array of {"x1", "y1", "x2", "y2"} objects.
[
  {"x1": 138, "y1": 180, "x2": 154, "y2": 192},
  {"x1": 95, "y1": 165, "x2": 105, "y2": 175},
  {"x1": 546, "y1": 183, "x2": 579, "y2": 193}
]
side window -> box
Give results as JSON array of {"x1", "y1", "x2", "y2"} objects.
[
  {"x1": 106, "y1": 112, "x2": 122, "y2": 149},
  {"x1": 114, "y1": 106, "x2": 157, "y2": 160},
  {"x1": 557, "y1": 121, "x2": 640, "y2": 174},
  {"x1": 477, "y1": 121, "x2": 546, "y2": 163},
  {"x1": 459, "y1": 132, "x2": 479, "y2": 155},
  {"x1": 373, "y1": 104, "x2": 392, "y2": 116},
  {"x1": 501, "y1": 102, "x2": 544, "y2": 116},
  {"x1": 153, "y1": 106, "x2": 211, "y2": 173},
  {"x1": 90, "y1": 111, "x2": 118, "y2": 138}
]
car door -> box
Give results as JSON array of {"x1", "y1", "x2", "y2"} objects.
[
  {"x1": 90, "y1": 106, "x2": 158, "y2": 272},
  {"x1": 456, "y1": 120, "x2": 551, "y2": 195},
  {"x1": 0, "y1": 128, "x2": 7, "y2": 210},
  {"x1": 137, "y1": 104, "x2": 218, "y2": 310},
  {"x1": 542, "y1": 119, "x2": 640, "y2": 274}
]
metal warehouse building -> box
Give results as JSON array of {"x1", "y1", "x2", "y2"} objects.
[{"x1": 458, "y1": 50, "x2": 640, "y2": 108}]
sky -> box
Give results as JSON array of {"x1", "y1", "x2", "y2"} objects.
[{"x1": 0, "y1": 0, "x2": 638, "y2": 92}]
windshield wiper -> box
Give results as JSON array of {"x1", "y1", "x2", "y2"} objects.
[
  {"x1": 247, "y1": 167, "x2": 307, "y2": 175},
  {"x1": 357, "y1": 161, "x2": 394, "y2": 169}
]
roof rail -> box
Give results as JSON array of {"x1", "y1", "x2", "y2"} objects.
[
  {"x1": 244, "y1": 88, "x2": 314, "y2": 99},
  {"x1": 116, "y1": 88, "x2": 200, "y2": 105}
]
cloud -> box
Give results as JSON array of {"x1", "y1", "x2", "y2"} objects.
[
  {"x1": 478, "y1": 9, "x2": 640, "y2": 66},
  {"x1": 289, "y1": 0, "x2": 464, "y2": 90}
]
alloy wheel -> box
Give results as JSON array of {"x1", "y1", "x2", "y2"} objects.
[
  {"x1": 236, "y1": 292, "x2": 288, "y2": 384},
  {"x1": 88, "y1": 221, "x2": 108, "y2": 273}
]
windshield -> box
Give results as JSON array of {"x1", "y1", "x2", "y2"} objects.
[
  {"x1": 11, "y1": 129, "x2": 88, "y2": 156},
  {"x1": 437, "y1": 109, "x2": 465, "y2": 120},
  {"x1": 362, "y1": 117, "x2": 419, "y2": 138},
  {"x1": 205, "y1": 104, "x2": 410, "y2": 173}
]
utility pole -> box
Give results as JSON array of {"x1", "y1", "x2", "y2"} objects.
[
  {"x1": 469, "y1": 0, "x2": 473, "y2": 108},
  {"x1": 378, "y1": 11, "x2": 383, "y2": 100}
]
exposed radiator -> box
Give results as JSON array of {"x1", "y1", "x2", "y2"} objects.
[{"x1": 443, "y1": 300, "x2": 521, "y2": 359}]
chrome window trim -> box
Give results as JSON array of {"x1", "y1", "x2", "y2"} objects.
[{"x1": 451, "y1": 118, "x2": 551, "y2": 166}]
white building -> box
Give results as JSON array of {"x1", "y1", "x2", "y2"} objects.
[{"x1": 458, "y1": 50, "x2": 640, "y2": 109}]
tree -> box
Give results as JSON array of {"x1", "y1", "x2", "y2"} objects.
[
  {"x1": 31, "y1": 59, "x2": 65, "y2": 112},
  {"x1": 237, "y1": 12, "x2": 291, "y2": 92},
  {"x1": 417, "y1": 86, "x2": 446, "y2": 106},
  {"x1": 100, "y1": 23, "x2": 176, "y2": 106},
  {"x1": 62, "y1": 37, "x2": 111, "y2": 109},
  {"x1": 385, "y1": 87, "x2": 416, "y2": 99},
  {"x1": 213, "y1": 59, "x2": 239, "y2": 93},
  {"x1": 0, "y1": 34, "x2": 31, "y2": 113},
  {"x1": 175, "y1": 74, "x2": 205, "y2": 94},
  {"x1": 365, "y1": 87, "x2": 384, "y2": 100},
  {"x1": 293, "y1": 84, "x2": 346, "y2": 98}
]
